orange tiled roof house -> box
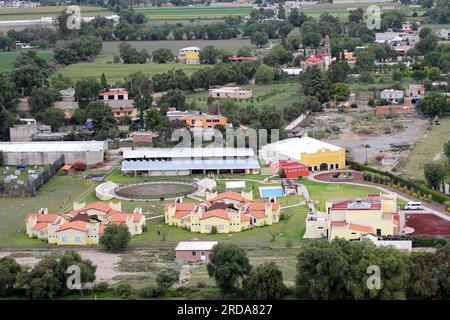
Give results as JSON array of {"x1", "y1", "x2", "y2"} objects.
[
  {"x1": 164, "y1": 191, "x2": 281, "y2": 233},
  {"x1": 25, "y1": 202, "x2": 146, "y2": 245}
]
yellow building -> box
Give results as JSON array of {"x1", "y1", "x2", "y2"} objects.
[
  {"x1": 304, "y1": 193, "x2": 400, "y2": 241},
  {"x1": 260, "y1": 136, "x2": 346, "y2": 172},
  {"x1": 25, "y1": 202, "x2": 146, "y2": 245},
  {"x1": 164, "y1": 191, "x2": 281, "y2": 234}
]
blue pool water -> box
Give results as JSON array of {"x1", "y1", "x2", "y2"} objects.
[{"x1": 259, "y1": 186, "x2": 284, "y2": 198}]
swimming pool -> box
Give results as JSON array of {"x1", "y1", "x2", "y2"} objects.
[{"x1": 259, "y1": 186, "x2": 285, "y2": 198}]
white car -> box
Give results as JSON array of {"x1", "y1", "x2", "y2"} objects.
[{"x1": 404, "y1": 202, "x2": 422, "y2": 210}]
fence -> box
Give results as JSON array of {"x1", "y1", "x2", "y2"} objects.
[{"x1": 0, "y1": 155, "x2": 65, "y2": 197}]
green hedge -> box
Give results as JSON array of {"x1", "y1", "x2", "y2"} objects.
[{"x1": 349, "y1": 161, "x2": 450, "y2": 204}]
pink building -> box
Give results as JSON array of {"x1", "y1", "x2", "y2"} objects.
[{"x1": 175, "y1": 241, "x2": 218, "y2": 263}]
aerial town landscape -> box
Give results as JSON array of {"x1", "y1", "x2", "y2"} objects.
[{"x1": 0, "y1": 0, "x2": 450, "y2": 307}]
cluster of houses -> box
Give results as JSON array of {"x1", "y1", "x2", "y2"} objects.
[
  {"x1": 164, "y1": 191, "x2": 281, "y2": 233},
  {"x1": 376, "y1": 84, "x2": 425, "y2": 115},
  {"x1": 25, "y1": 201, "x2": 146, "y2": 245}
]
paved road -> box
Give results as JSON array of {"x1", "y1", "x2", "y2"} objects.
[{"x1": 307, "y1": 171, "x2": 450, "y2": 222}]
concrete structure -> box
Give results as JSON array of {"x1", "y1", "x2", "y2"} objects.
[
  {"x1": 175, "y1": 241, "x2": 218, "y2": 263},
  {"x1": 165, "y1": 191, "x2": 280, "y2": 233},
  {"x1": 260, "y1": 136, "x2": 346, "y2": 172},
  {"x1": 179, "y1": 47, "x2": 200, "y2": 64},
  {"x1": 9, "y1": 122, "x2": 51, "y2": 142},
  {"x1": 166, "y1": 110, "x2": 227, "y2": 128},
  {"x1": 54, "y1": 88, "x2": 79, "y2": 119},
  {"x1": 269, "y1": 160, "x2": 309, "y2": 178},
  {"x1": 25, "y1": 202, "x2": 145, "y2": 245},
  {"x1": 111, "y1": 106, "x2": 138, "y2": 120},
  {"x1": 99, "y1": 88, "x2": 129, "y2": 101},
  {"x1": 361, "y1": 234, "x2": 412, "y2": 252},
  {"x1": 121, "y1": 147, "x2": 260, "y2": 176},
  {"x1": 301, "y1": 35, "x2": 332, "y2": 71},
  {"x1": 131, "y1": 131, "x2": 157, "y2": 143},
  {"x1": 381, "y1": 89, "x2": 404, "y2": 103},
  {"x1": 437, "y1": 29, "x2": 450, "y2": 40},
  {"x1": 0, "y1": 141, "x2": 108, "y2": 165},
  {"x1": 228, "y1": 56, "x2": 257, "y2": 62},
  {"x1": 304, "y1": 193, "x2": 400, "y2": 241},
  {"x1": 281, "y1": 67, "x2": 303, "y2": 76},
  {"x1": 208, "y1": 87, "x2": 252, "y2": 99}
]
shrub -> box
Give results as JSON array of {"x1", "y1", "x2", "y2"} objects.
[
  {"x1": 139, "y1": 286, "x2": 164, "y2": 298},
  {"x1": 115, "y1": 283, "x2": 135, "y2": 299},
  {"x1": 93, "y1": 282, "x2": 109, "y2": 293}
]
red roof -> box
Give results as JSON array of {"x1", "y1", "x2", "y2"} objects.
[
  {"x1": 304, "y1": 55, "x2": 324, "y2": 63},
  {"x1": 200, "y1": 209, "x2": 229, "y2": 221},
  {"x1": 330, "y1": 221, "x2": 347, "y2": 227},
  {"x1": 26, "y1": 214, "x2": 60, "y2": 223},
  {"x1": 349, "y1": 223, "x2": 373, "y2": 233},
  {"x1": 247, "y1": 210, "x2": 266, "y2": 218},
  {"x1": 109, "y1": 213, "x2": 143, "y2": 223},
  {"x1": 331, "y1": 196, "x2": 382, "y2": 211},
  {"x1": 240, "y1": 214, "x2": 251, "y2": 222},
  {"x1": 32, "y1": 222, "x2": 49, "y2": 231},
  {"x1": 99, "y1": 89, "x2": 128, "y2": 96},
  {"x1": 56, "y1": 221, "x2": 90, "y2": 232},
  {"x1": 209, "y1": 192, "x2": 247, "y2": 203},
  {"x1": 75, "y1": 202, "x2": 116, "y2": 215}
]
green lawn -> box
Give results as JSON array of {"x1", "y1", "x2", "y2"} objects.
[
  {"x1": 0, "y1": 50, "x2": 53, "y2": 71},
  {"x1": 301, "y1": 179, "x2": 384, "y2": 211},
  {"x1": 397, "y1": 117, "x2": 450, "y2": 180},
  {"x1": 0, "y1": 6, "x2": 110, "y2": 21},
  {"x1": 135, "y1": 5, "x2": 252, "y2": 20},
  {"x1": 53, "y1": 55, "x2": 206, "y2": 84},
  {"x1": 130, "y1": 205, "x2": 308, "y2": 248},
  {"x1": 186, "y1": 82, "x2": 303, "y2": 112}
]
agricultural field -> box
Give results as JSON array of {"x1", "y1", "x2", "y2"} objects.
[
  {"x1": 300, "y1": 2, "x2": 408, "y2": 18},
  {"x1": 0, "y1": 6, "x2": 110, "y2": 21},
  {"x1": 53, "y1": 55, "x2": 206, "y2": 84},
  {"x1": 135, "y1": 5, "x2": 253, "y2": 20},
  {"x1": 0, "y1": 50, "x2": 53, "y2": 71},
  {"x1": 397, "y1": 117, "x2": 450, "y2": 180}
]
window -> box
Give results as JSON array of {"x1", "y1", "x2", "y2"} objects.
[
  {"x1": 75, "y1": 237, "x2": 81, "y2": 243},
  {"x1": 219, "y1": 224, "x2": 224, "y2": 230},
  {"x1": 205, "y1": 224, "x2": 211, "y2": 230},
  {"x1": 376, "y1": 229, "x2": 381, "y2": 236},
  {"x1": 62, "y1": 236, "x2": 67, "y2": 242},
  {"x1": 192, "y1": 251, "x2": 196, "y2": 256}
]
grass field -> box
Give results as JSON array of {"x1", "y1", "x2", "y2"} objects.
[
  {"x1": 397, "y1": 117, "x2": 450, "y2": 180},
  {"x1": 135, "y1": 5, "x2": 252, "y2": 20},
  {"x1": 301, "y1": 179, "x2": 384, "y2": 211},
  {"x1": 186, "y1": 82, "x2": 303, "y2": 112},
  {"x1": 53, "y1": 55, "x2": 206, "y2": 84},
  {"x1": 0, "y1": 50, "x2": 53, "y2": 71},
  {"x1": 0, "y1": 6, "x2": 110, "y2": 21}
]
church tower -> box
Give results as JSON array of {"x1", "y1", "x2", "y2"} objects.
[{"x1": 323, "y1": 35, "x2": 332, "y2": 71}]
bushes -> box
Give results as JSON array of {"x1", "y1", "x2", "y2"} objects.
[
  {"x1": 139, "y1": 286, "x2": 164, "y2": 298},
  {"x1": 114, "y1": 283, "x2": 135, "y2": 299}
]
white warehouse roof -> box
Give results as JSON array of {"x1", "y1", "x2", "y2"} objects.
[
  {"x1": 0, "y1": 141, "x2": 106, "y2": 153},
  {"x1": 262, "y1": 137, "x2": 343, "y2": 162},
  {"x1": 175, "y1": 241, "x2": 218, "y2": 251},
  {"x1": 123, "y1": 147, "x2": 255, "y2": 159}
]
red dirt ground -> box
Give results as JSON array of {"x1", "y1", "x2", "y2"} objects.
[
  {"x1": 406, "y1": 214, "x2": 450, "y2": 238},
  {"x1": 313, "y1": 171, "x2": 364, "y2": 183}
]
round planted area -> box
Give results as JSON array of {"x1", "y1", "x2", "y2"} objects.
[{"x1": 114, "y1": 181, "x2": 198, "y2": 200}]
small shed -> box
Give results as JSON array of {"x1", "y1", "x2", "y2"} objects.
[
  {"x1": 175, "y1": 241, "x2": 218, "y2": 263},
  {"x1": 62, "y1": 164, "x2": 74, "y2": 175}
]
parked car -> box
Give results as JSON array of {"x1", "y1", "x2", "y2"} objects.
[{"x1": 404, "y1": 201, "x2": 422, "y2": 210}]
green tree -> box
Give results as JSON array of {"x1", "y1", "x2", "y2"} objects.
[
  {"x1": 444, "y1": 140, "x2": 450, "y2": 165},
  {"x1": 0, "y1": 73, "x2": 18, "y2": 112},
  {"x1": 152, "y1": 48, "x2": 175, "y2": 64},
  {"x1": 144, "y1": 108, "x2": 162, "y2": 130},
  {"x1": 156, "y1": 268, "x2": 179, "y2": 291},
  {"x1": 0, "y1": 257, "x2": 21, "y2": 297},
  {"x1": 100, "y1": 224, "x2": 131, "y2": 251},
  {"x1": 28, "y1": 87, "x2": 56, "y2": 114},
  {"x1": 330, "y1": 83, "x2": 350, "y2": 102},
  {"x1": 75, "y1": 78, "x2": 102, "y2": 108},
  {"x1": 417, "y1": 92, "x2": 449, "y2": 116},
  {"x1": 37, "y1": 108, "x2": 65, "y2": 131},
  {"x1": 0, "y1": 106, "x2": 16, "y2": 141},
  {"x1": 302, "y1": 66, "x2": 331, "y2": 103},
  {"x1": 200, "y1": 45, "x2": 220, "y2": 64},
  {"x1": 84, "y1": 101, "x2": 119, "y2": 140},
  {"x1": 207, "y1": 243, "x2": 251, "y2": 296},
  {"x1": 242, "y1": 262, "x2": 286, "y2": 300},
  {"x1": 250, "y1": 31, "x2": 269, "y2": 48},
  {"x1": 158, "y1": 89, "x2": 186, "y2": 113},
  {"x1": 255, "y1": 64, "x2": 274, "y2": 84},
  {"x1": 16, "y1": 251, "x2": 96, "y2": 299},
  {"x1": 423, "y1": 163, "x2": 446, "y2": 189}
]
